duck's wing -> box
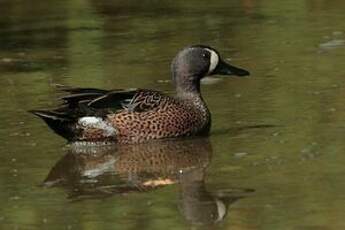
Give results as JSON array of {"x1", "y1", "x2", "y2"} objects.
[
  {"x1": 29, "y1": 86, "x2": 170, "y2": 141},
  {"x1": 57, "y1": 86, "x2": 140, "y2": 116},
  {"x1": 32, "y1": 85, "x2": 169, "y2": 118},
  {"x1": 89, "y1": 89, "x2": 166, "y2": 113}
]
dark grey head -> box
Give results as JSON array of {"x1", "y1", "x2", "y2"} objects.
[{"x1": 171, "y1": 45, "x2": 250, "y2": 94}]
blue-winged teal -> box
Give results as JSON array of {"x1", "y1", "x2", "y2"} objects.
[{"x1": 30, "y1": 45, "x2": 249, "y2": 144}]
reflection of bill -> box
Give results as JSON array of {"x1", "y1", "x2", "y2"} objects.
[{"x1": 43, "y1": 137, "x2": 253, "y2": 226}]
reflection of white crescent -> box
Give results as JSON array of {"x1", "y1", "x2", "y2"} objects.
[{"x1": 215, "y1": 198, "x2": 227, "y2": 222}]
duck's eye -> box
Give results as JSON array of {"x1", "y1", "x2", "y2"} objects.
[{"x1": 202, "y1": 52, "x2": 210, "y2": 59}]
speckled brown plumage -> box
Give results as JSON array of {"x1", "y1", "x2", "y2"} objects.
[
  {"x1": 30, "y1": 45, "x2": 249, "y2": 143},
  {"x1": 107, "y1": 90, "x2": 211, "y2": 144}
]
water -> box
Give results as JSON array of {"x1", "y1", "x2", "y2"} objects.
[{"x1": 0, "y1": 0, "x2": 345, "y2": 229}]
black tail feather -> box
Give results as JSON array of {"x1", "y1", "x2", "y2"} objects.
[
  {"x1": 30, "y1": 86, "x2": 141, "y2": 141},
  {"x1": 29, "y1": 110, "x2": 76, "y2": 141}
]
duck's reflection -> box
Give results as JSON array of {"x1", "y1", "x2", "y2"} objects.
[{"x1": 44, "y1": 137, "x2": 253, "y2": 226}]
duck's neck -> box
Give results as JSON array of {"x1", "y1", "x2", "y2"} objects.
[
  {"x1": 175, "y1": 74, "x2": 210, "y2": 122},
  {"x1": 174, "y1": 75, "x2": 211, "y2": 134},
  {"x1": 174, "y1": 74, "x2": 202, "y2": 99}
]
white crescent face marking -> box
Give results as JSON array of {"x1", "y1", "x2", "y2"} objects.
[{"x1": 205, "y1": 48, "x2": 219, "y2": 75}]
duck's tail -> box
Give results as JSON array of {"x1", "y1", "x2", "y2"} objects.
[{"x1": 29, "y1": 110, "x2": 76, "y2": 141}]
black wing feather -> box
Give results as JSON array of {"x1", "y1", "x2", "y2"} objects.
[
  {"x1": 87, "y1": 89, "x2": 138, "y2": 109},
  {"x1": 60, "y1": 92, "x2": 105, "y2": 108},
  {"x1": 56, "y1": 87, "x2": 141, "y2": 115},
  {"x1": 56, "y1": 84, "x2": 110, "y2": 94}
]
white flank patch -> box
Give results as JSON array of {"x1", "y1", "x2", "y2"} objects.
[
  {"x1": 78, "y1": 116, "x2": 116, "y2": 136},
  {"x1": 205, "y1": 48, "x2": 219, "y2": 74},
  {"x1": 215, "y1": 199, "x2": 226, "y2": 222},
  {"x1": 79, "y1": 116, "x2": 102, "y2": 125}
]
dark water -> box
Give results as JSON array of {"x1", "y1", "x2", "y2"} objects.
[{"x1": 1, "y1": 0, "x2": 345, "y2": 229}]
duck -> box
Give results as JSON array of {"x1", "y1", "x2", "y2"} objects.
[{"x1": 30, "y1": 45, "x2": 250, "y2": 144}]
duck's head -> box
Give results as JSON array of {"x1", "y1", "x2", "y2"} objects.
[{"x1": 171, "y1": 45, "x2": 250, "y2": 94}]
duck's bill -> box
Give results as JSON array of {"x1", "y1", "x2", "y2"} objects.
[{"x1": 213, "y1": 59, "x2": 250, "y2": 77}]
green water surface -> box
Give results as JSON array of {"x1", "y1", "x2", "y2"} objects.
[{"x1": 0, "y1": 0, "x2": 344, "y2": 229}]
